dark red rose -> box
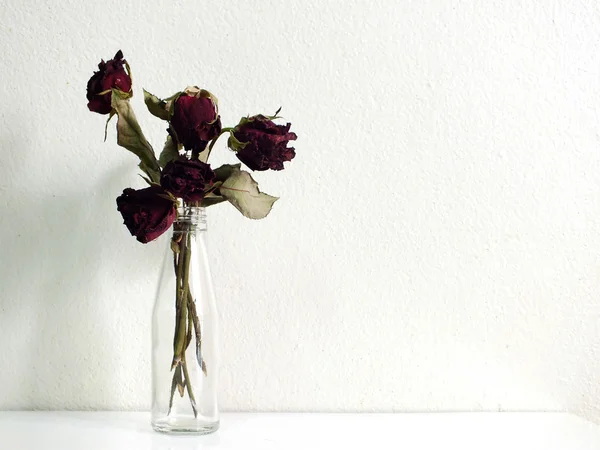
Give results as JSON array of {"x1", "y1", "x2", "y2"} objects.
[
  {"x1": 169, "y1": 87, "x2": 222, "y2": 156},
  {"x1": 161, "y1": 157, "x2": 216, "y2": 203},
  {"x1": 86, "y1": 50, "x2": 132, "y2": 115},
  {"x1": 116, "y1": 186, "x2": 176, "y2": 243},
  {"x1": 230, "y1": 115, "x2": 297, "y2": 171}
]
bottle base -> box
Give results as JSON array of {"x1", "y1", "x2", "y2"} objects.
[{"x1": 152, "y1": 418, "x2": 220, "y2": 435}]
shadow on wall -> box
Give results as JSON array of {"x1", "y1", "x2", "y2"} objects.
[{"x1": 0, "y1": 138, "x2": 146, "y2": 408}]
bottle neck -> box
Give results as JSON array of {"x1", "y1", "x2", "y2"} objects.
[{"x1": 174, "y1": 206, "x2": 207, "y2": 232}]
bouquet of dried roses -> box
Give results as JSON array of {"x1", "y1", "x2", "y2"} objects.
[{"x1": 86, "y1": 50, "x2": 296, "y2": 434}]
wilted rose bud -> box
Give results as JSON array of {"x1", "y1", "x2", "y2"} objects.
[
  {"x1": 169, "y1": 87, "x2": 222, "y2": 156},
  {"x1": 116, "y1": 186, "x2": 176, "y2": 243},
  {"x1": 229, "y1": 115, "x2": 297, "y2": 171},
  {"x1": 161, "y1": 156, "x2": 216, "y2": 203},
  {"x1": 86, "y1": 50, "x2": 132, "y2": 115}
]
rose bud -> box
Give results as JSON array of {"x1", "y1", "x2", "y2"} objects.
[
  {"x1": 116, "y1": 186, "x2": 176, "y2": 243},
  {"x1": 160, "y1": 157, "x2": 216, "y2": 203},
  {"x1": 229, "y1": 115, "x2": 297, "y2": 171},
  {"x1": 86, "y1": 50, "x2": 132, "y2": 115},
  {"x1": 169, "y1": 87, "x2": 222, "y2": 156}
]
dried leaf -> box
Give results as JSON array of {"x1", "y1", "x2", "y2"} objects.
[
  {"x1": 138, "y1": 174, "x2": 153, "y2": 186},
  {"x1": 197, "y1": 147, "x2": 210, "y2": 163},
  {"x1": 214, "y1": 163, "x2": 241, "y2": 182},
  {"x1": 143, "y1": 89, "x2": 169, "y2": 121},
  {"x1": 164, "y1": 91, "x2": 183, "y2": 117},
  {"x1": 220, "y1": 168, "x2": 278, "y2": 219},
  {"x1": 104, "y1": 110, "x2": 116, "y2": 142},
  {"x1": 111, "y1": 90, "x2": 161, "y2": 183},
  {"x1": 138, "y1": 161, "x2": 160, "y2": 185},
  {"x1": 158, "y1": 135, "x2": 180, "y2": 168},
  {"x1": 201, "y1": 196, "x2": 227, "y2": 208},
  {"x1": 227, "y1": 133, "x2": 247, "y2": 152}
]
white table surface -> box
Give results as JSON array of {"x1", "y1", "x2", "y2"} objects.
[{"x1": 1, "y1": 412, "x2": 600, "y2": 449}]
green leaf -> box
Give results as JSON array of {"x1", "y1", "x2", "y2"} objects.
[
  {"x1": 159, "y1": 135, "x2": 180, "y2": 168},
  {"x1": 214, "y1": 163, "x2": 241, "y2": 182},
  {"x1": 219, "y1": 168, "x2": 278, "y2": 219},
  {"x1": 110, "y1": 89, "x2": 161, "y2": 183},
  {"x1": 143, "y1": 89, "x2": 170, "y2": 121}
]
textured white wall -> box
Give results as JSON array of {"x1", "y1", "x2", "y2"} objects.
[{"x1": 1, "y1": 0, "x2": 600, "y2": 421}]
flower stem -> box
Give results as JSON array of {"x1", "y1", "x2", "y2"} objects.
[
  {"x1": 168, "y1": 363, "x2": 184, "y2": 415},
  {"x1": 187, "y1": 291, "x2": 207, "y2": 375},
  {"x1": 171, "y1": 231, "x2": 187, "y2": 368},
  {"x1": 181, "y1": 358, "x2": 198, "y2": 418},
  {"x1": 186, "y1": 303, "x2": 193, "y2": 349},
  {"x1": 204, "y1": 128, "x2": 233, "y2": 162},
  {"x1": 168, "y1": 226, "x2": 199, "y2": 418}
]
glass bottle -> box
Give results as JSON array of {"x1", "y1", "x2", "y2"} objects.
[{"x1": 151, "y1": 206, "x2": 219, "y2": 434}]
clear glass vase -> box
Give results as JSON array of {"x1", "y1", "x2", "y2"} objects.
[{"x1": 151, "y1": 206, "x2": 219, "y2": 434}]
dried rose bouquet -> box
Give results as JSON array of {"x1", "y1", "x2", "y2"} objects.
[{"x1": 85, "y1": 50, "x2": 296, "y2": 422}]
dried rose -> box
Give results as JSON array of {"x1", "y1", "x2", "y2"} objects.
[
  {"x1": 116, "y1": 186, "x2": 176, "y2": 243},
  {"x1": 229, "y1": 115, "x2": 297, "y2": 171},
  {"x1": 161, "y1": 157, "x2": 216, "y2": 203},
  {"x1": 86, "y1": 50, "x2": 132, "y2": 115},
  {"x1": 169, "y1": 87, "x2": 221, "y2": 155}
]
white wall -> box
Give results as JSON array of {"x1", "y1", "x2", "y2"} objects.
[{"x1": 1, "y1": 0, "x2": 600, "y2": 421}]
